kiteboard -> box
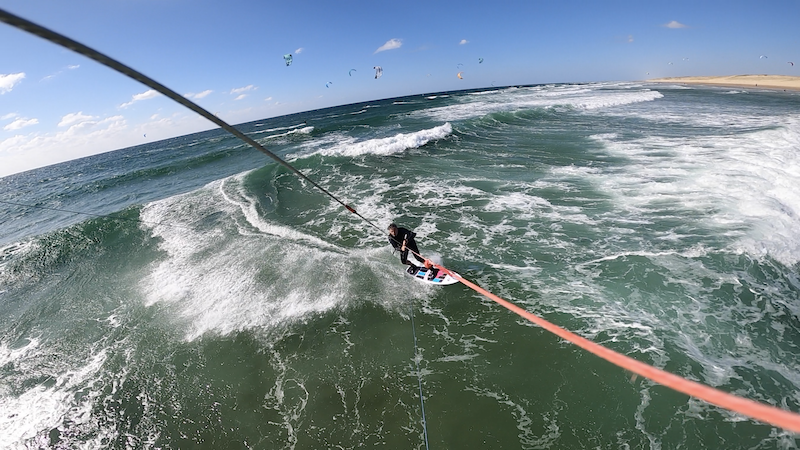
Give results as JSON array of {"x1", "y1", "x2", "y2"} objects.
[{"x1": 406, "y1": 264, "x2": 460, "y2": 285}]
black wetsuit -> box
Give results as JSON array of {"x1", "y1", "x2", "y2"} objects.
[{"x1": 389, "y1": 227, "x2": 425, "y2": 267}]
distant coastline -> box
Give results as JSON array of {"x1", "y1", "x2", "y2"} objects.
[{"x1": 647, "y1": 75, "x2": 800, "y2": 91}]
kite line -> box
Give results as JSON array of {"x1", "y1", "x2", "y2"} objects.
[
  {"x1": 0, "y1": 9, "x2": 381, "y2": 234},
  {"x1": 2, "y1": 7, "x2": 800, "y2": 436}
]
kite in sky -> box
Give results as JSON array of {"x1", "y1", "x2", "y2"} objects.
[
  {"x1": 457, "y1": 72, "x2": 463, "y2": 79},
  {"x1": 349, "y1": 69, "x2": 356, "y2": 76},
  {"x1": 374, "y1": 66, "x2": 382, "y2": 79},
  {"x1": 283, "y1": 54, "x2": 293, "y2": 66}
]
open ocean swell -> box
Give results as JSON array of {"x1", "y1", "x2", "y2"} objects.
[{"x1": 1, "y1": 82, "x2": 799, "y2": 449}]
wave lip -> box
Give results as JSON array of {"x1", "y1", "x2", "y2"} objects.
[
  {"x1": 420, "y1": 84, "x2": 663, "y2": 122},
  {"x1": 252, "y1": 122, "x2": 309, "y2": 133},
  {"x1": 307, "y1": 123, "x2": 452, "y2": 158},
  {"x1": 256, "y1": 126, "x2": 314, "y2": 140}
]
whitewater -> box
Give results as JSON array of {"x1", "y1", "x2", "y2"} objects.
[{"x1": 1, "y1": 82, "x2": 799, "y2": 449}]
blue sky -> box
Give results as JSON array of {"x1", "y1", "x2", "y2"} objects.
[{"x1": 1, "y1": 0, "x2": 797, "y2": 177}]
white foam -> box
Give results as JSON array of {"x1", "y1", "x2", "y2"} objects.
[
  {"x1": 263, "y1": 351, "x2": 309, "y2": 449},
  {"x1": 589, "y1": 114, "x2": 800, "y2": 266},
  {"x1": 467, "y1": 90, "x2": 501, "y2": 96},
  {"x1": 436, "y1": 354, "x2": 478, "y2": 362},
  {"x1": 0, "y1": 337, "x2": 40, "y2": 369},
  {"x1": 138, "y1": 173, "x2": 430, "y2": 341},
  {"x1": 418, "y1": 84, "x2": 663, "y2": 122},
  {"x1": 255, "y1": 126, "x2": 314, "y2": 141},
  {"x1": 252, "y1": 122, "x2": 309, "y2": 133},
  {"x1": 0, "y1": 349, "x2": 108, "y2": 449},
  {"x1": 483, "y1": 192, "x2": 552, "y2": 214},
  {"x1": 293, "y1": 123, "x2": 452, "y2": 159},
  {"x1": 465, "y1": 385, "x2": 560, "y2": 448},
  {"x1": 0, "y1": 243, "x2": 30, "y2": 287}
]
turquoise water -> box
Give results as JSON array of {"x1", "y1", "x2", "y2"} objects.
[{"x1": 1, "y1": 82, "x2": 799, "y2": 449}]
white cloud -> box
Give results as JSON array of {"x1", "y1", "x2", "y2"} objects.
[
  {"x1": 374, "y1": 38, "x2": 402, "y2": 54},
  {"x1": 230, "y1": 85, "x2": 256, "y2": 95},
  {"x1": 42, "y1": 65, "x2": 81, "y2": 82},
  {"x1": 120, "y1": 89, "x2": 160, "y2": 108},
  {"x1": 459, "y1": 39, "x2": 469, "y2": 45},
  {"x1": 2, "y1": 113, "x2": 17, "y2": 121},
  {"x1": 0, "y1": 114, "x2": 129, "y2": 176},
  {"x1": 0, "y1": 72, "x2": 25, "y2": 94},
  {"x1": 627, "y1": 35, "x2": 634, "y2": 43},
  {"x1": 0, "y1": 109, "x2": 225, "y2": 177},
  {"x1": 264, "y1": 96, "x2": 273, "y2": 101},
  {"x1": 235, "y1": 94, "x2": 247, "y2": 101},
  {"x1": 58, "y1": 112, "x2": 96, "y2": 128},
  {"x1": 295, "y1": 47, "x2": 304, "y2": 54},
  {"x1": 663, "y1": 20, "x2": 687, "y2": 28},
  {"x1": 132, "y1": 90, "x2": 160, "y2": 101},
  {"x1": 184, "y1": 89, "x2": 213, "y2": 99},
  {"x1": 4, "y1": 118, "x2": 38, "y2": 131}
]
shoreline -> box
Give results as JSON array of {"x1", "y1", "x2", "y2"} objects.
[{"x1": 647, "y1": 74, "x2": 800, "y2": 92}]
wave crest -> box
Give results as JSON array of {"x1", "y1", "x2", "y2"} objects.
[{"x1": 306, "y1": 123, "x2": 452, "y2": 158}]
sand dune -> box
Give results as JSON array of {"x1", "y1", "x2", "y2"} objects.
[{"x1": 648, "y1": 75, "x2": 800, "y2": 91}]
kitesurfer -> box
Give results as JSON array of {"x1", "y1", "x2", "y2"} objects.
[{"x1": 388, "y1": 223, "x2": 426, "y2": 274}]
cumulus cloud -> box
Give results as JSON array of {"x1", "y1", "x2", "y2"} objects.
[
  {"x1": 0, "y1": 114, "x2": 129, "y2": 177},
  {"x1": 230, "y1": 85, "x2": 256, "y2": 95},
  {"x1": 120, "y1": 89, "x2": 160, "y2": 108},
  {"x1": 132, "y1": 90, "x2": 159, "y2": 101},
  {"x1": 58, "y1": 112, "x2": 96, "y2": 128},
  {"x1": 0, "y1": 72, "x2": 25, "y2": 94},
  {"x1": 295, "y1": 47, "x2": 304, "y2": 54},
  {"x1": 663, "y1": 20, "x2": 687, "y2": 28},
  {"x1": 184, "y1": 89, "x2": 213, "y2": 99},
  {"x1": 4, "y1": 117, "x2": 38, "y2": 131},
  {"x1": 0, "y1": 109, "x2": 221, "y2": 177},
  {"x1": 374, "y1": 38, "x2": 402, "y2": 54},
  {"x1": 459, "y1": 39, "x2": 469, "y2": 45}
]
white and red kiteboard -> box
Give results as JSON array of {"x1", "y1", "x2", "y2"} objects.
[{"x1": 406, "y1": 264, "x2": 460, "y2": 285}]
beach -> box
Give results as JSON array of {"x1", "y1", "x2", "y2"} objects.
[{"x1": 649, "y1": 74, "x2": 800, "y2": 91}]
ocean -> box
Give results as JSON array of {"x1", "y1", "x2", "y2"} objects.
[{"x1": 1, "y1": 82, "x2": 799, "y2": 449}]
